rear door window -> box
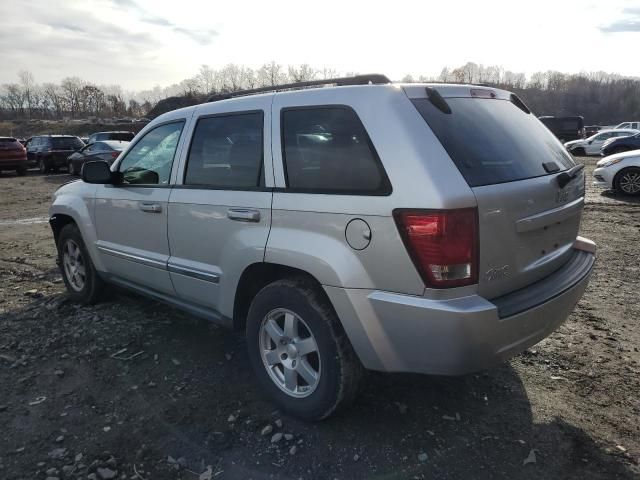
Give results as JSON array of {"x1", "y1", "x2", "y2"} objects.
[
  {"x1": 411, "y1": 98, "x2": 575, "y2": 187},
  {"x1": 281, "y1": 106, "x2": 391, "y2": 194}
]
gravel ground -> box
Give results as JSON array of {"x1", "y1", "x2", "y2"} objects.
[{"x1": 0, "y1": 158, "x2": 638, "y2": 480}]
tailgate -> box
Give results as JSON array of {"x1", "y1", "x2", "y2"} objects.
[
  {"x1": 473, "y1": 171, "x2": 584, "y2": 299},
  {"x1": 406, "y1": 85, "x2": 584, "y2": 298}
]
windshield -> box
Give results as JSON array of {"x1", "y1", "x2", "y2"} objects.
[
  {"x1": 51, "y1": 137, "x2": 84, "y2": 149},
  {"x1": 412, "y1": 97, "x2": 575, "y2": 187}
]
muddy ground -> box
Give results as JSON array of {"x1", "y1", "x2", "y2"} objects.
[{"x1": 0, "y1": 157, "x2": 638, "y2": 480}]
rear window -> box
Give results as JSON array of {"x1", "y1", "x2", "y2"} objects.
[
  {"x1": 281, "y1": 107, "x2": 391, "y2": 194},
  {"x1": 51, "y1": 137, "x2": 84, "y2": 149},
  {"x1": 412, "y1": 98, "x2": 575, "y2": 187},
  {"x1": 109, "y1": 132, "x2": 135, "y2": 141}
]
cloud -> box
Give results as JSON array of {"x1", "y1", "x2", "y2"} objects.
[
  {"x1": 600, "y1": 8, "x2": 640, "y2": 32},
  {"x1": 173, "y1": 27, "x2": 218, "y2": 46},
  {"x1": 0, "y1": 0, "x2": 165, "y2": 87},
  {"x1": 108, "y1": 0, "x2": 217, "y2": 44}
]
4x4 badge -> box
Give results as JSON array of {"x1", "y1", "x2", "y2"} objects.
[
  {"x1": 485, "y1": 265, "x2": 510, "y2": 282},
  {"x1": 556, "y1": 190, "x2": 569, "y2": 203}
]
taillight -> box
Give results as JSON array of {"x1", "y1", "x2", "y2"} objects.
[
  {"x1": 394, "y1": 208, "x2": 479, "y2": 288},
  {"x1": 111, "y1": 151, "x2": 119, "y2": 159}
]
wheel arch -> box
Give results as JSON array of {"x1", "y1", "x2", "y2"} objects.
[{"x1": 232, "y1": 262, "x2": 330, "y2": 333}]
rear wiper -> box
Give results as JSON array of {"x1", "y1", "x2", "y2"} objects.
[{"x1": 556, "y1": 163, "x2": 584, "y2": 188}]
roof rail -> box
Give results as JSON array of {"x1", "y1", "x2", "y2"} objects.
[{"x1": 206, "y1": 74, "x2": 391, "y2": 102}]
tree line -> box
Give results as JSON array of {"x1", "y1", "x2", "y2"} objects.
[{"x1": 2, "y1": 62, "x2": 639, "y2": 124}]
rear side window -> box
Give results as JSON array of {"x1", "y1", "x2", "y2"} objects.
[
  {"x1": 281, "y1": 107, "x2": 390, "y2": 194},
  {"x1": 51, "y1": 137, "x2": 84, "y2": 149},
  {"x1": 0, "y1": 137, "x2": 17, "y2": 143},
  {"x1": 412, "y1": 98, "x2": 575, "y2": 187},
  {"x1": 184, "y1": 112, "x2": 263, "y2": 188}
]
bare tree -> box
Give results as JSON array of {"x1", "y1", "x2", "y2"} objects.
[
  {"x1": 257, "y1": 61, "x2": 286, "y2": 87},
  {"x1": 288, "y1": 64, "x2": 316, "y2": 82},
  {"x1": 60, "y1": 77, "x2": 84, "y2": 118},
  {"x1": 18, "y1": 70, "x2": 35, "y2": 119}
]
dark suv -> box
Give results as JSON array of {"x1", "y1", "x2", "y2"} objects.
[
  {"x1": 87, "y1": 131, "x2": 135, "y2": 144},
  {"x1": 26, "y1": 135, "x2": 85, "y2": 173},
  {"x1": 539, "y1": 116, "x2": 585, "y2": 142}
]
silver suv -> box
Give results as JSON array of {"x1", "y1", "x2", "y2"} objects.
[{"x1": 49, "y1": 75, "x2": 596, "y2": 420}]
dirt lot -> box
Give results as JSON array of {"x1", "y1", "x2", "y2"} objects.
[{"x1": 0, "y1": 158, "x2": 638, "y2": 480}]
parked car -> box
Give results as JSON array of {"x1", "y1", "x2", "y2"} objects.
[
  {"x1": 87, "y1": 131, "x2": 135, "y2": 145},
  {"x1": 584, "y1": 125, "x2": 603, "y2": 137},
  {"x1": 49, "y1": 76, "x2": 596, "y2": 420},
  {"x1": 564, "y1": 129, "x2": 639, "y2": 156},
  {"x1": 614, "y1": 121, "x2": 640, "y2": 130},
  {"x1": 601, "y1": 132, "x2": 640, "y2": 156},
  {"x1": 593, "y1": 149, "x2": 640, "y2": 195},
  {"x1": 26, "y1": 135, "x2": 85, "y2": 173},
  {"x1": 538, "y1": 115, "x2": 585, "y2": 142},
  {"x1": 66, "y1": 140, "x2": 129, "y2": 175},
  {"x1": 0, "y1": 136, "x2": 28, "y2": 175}
]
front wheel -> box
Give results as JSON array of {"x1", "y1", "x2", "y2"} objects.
[
  {"x1": 39, "y1": 158, "x2": 49, "y2": 174},
  {"x1": 68, "y1": 160, "x2": 76, "y2": 176},
  {"x1": 57, "y1": 224, "x2": 105, "y2": 304},
  {"x1": 16, "y1": 166, "x2": 27, "y2": 176},
  {"x1": 614, "y1": 167, "x2": 640, "y2": 196},
  {"x1": 246, "y1": 278, "x2": 363, "y2": 421}
]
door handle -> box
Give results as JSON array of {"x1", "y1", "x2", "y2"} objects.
[
  {"x1": 139, "y1": 203, "x2": 162, "y2": 213},
  {"x1": 227, "y1": 208, "x2": 260, "y2": 222}
]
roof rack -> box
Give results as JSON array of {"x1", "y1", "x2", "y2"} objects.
[{"x1": 206, "y1": 74, "x2": 391, "y2": 102}]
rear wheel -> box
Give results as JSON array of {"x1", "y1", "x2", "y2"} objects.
[
  {"x1": 39, "y1": 158, "x2": 49, "y2": 174},
  {"x1": 246, "y1": 277, "x2": 363, "y2": 421},
  {"x1": 614, "y1": 167, "x2": 640, "y2": 196},
  {"x1": 57, "y1": 224, "x2": 105, "y2": 304}
]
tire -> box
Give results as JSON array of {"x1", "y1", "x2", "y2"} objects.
[
  {"x1": 16, "y1": 166, "x2": 27, "y2": 176},
  {"x1": 614, "y1": 167, "x2": 640, "y2": 196},
  {"x1": 39, "y1": 158, "x2": 49, "y2": 174},
  {"x1": 57, "y1": 224, "x2": 105, "y2": 304},
  {"x1": 68, "y1": 160, "x2": 76, "y2": 176},
  {"x1": 246, "y1": 277, "x2": 363, "y2": 421}
]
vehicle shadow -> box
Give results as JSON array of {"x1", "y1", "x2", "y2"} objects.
[
  {"x1": 599, "y1": 190, "x2": 640, "y2": 205},
  {"x1": 0, "y1": 291, "x2": 636, "y2": 480}
]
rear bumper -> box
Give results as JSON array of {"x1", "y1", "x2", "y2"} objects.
[
  {"x1": 326, "y1": 237, "x2": 595, "y2": 375},
  {"x1": 0, "y1": 159, "x2": 27, "y2": 169}
]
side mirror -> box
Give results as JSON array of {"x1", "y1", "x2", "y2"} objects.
[
  {"x1": 588, "y1": 140, "x2": 593, "y2": 145},
  {"x1": 82, "y1": 161, "x2": 113, "y2": 184}
]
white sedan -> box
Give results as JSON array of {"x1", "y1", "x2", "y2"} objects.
[
  {"x1": 565, "y1": 128, "x2": 639, "y2": 156},
  {"x1": 593, "y1": 149, "x2": 640, "y2": 195}
]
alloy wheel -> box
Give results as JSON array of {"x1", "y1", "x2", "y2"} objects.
[
  {"x1": 62, "y1": 239, "x2": 86, "y2": 292},
  {"x1": 259, "y1": 308, "x2": 321, "y2": 398},
  {"x1": 619, "y1": 171, "x2": 640, "y2": 194}
]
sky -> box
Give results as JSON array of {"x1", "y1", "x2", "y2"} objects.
[{"x1": 0, "y1": 0, "x2": 639, "y2": 91}]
